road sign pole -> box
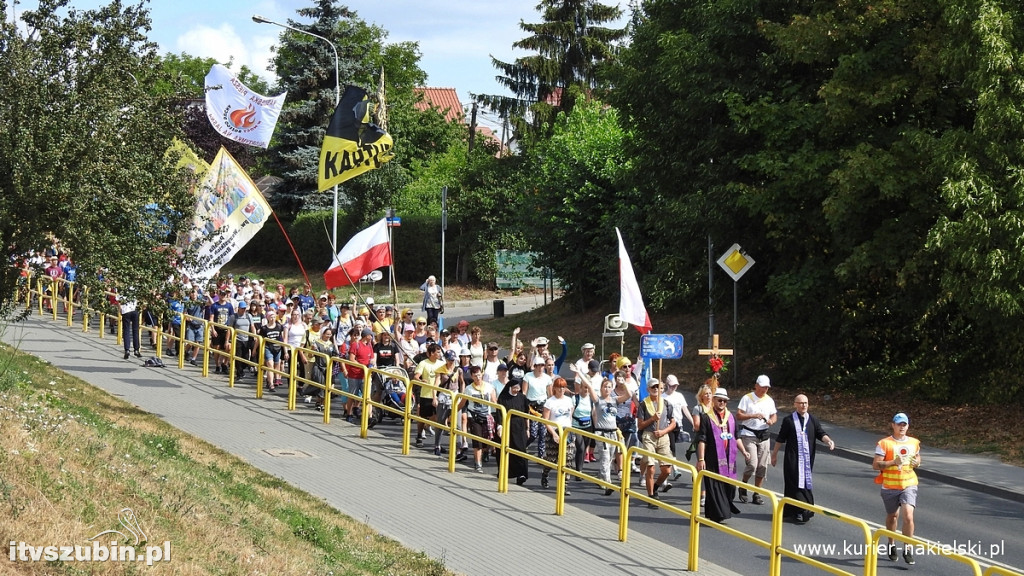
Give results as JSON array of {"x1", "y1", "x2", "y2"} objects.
[{"x1": 733, "y1": 280, "x2": 738, "y2": 389}]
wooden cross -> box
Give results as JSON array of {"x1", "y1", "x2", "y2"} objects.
[{"x1": 698, "y1": 334, "x2": 733, "y2": 358}]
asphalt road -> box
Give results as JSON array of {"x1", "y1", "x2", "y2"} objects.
[
  {"x1": 402, "y1": 298, "x2": 1024, "y2": 575},
  {"x1": 561, "y1": 447, "x2": 1024, "y2": 576}
]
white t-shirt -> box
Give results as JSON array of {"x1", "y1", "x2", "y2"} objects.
[
  {"x1": 737, "y1": 391, "x2": 777, "y2": 437},
  {"x1": 524, "y1": 372, "x2": 552, "y2": 403},
  {"x1": 664, "y1": 390, "x2": 689, "y2": 431},
  {"x1": 543, "y1": 394, "x2": 574, "y2": 428}
]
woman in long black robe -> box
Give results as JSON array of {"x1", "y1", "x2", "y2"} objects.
[
  {"x1": 697, "y1": 394, "x2": 742, "y2": 523},
  {"x1": 498, "y1": 380, "x2": 530, "y2": 484}
]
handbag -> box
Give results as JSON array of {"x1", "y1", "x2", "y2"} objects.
[{"x1": 685, "y1": 437, "x2": 699, "y2": 461}]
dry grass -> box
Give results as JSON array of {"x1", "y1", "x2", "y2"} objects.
[{"x1": 0, "y1": 340, "x2": 455, "y2": 576}]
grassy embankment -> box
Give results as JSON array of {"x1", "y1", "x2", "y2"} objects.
[{"x1": 0, "y1": 334, "x2": 455, "y2": 576}]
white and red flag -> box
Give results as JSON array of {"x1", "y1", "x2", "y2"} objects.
[
  {"x1": 616, "y1": 227, "x2": 652, "y2": 334},
  {"x1": 324, "y1": 218, "x2": 392, "y2": 289}
]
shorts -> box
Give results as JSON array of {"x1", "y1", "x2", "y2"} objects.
[
  {"x1": 347, "y1": 377, "x2": 364, "y2": 397},
  {"x1": 185, "y1": 326, "x2": 203, "y2": 343},
  {"x1": 881, "y1": 486, "x2": 918, "y2": 514},
  {"x1": 418, "y1": 397, "x2": 436, "y2": 418},
  {"x1": 468, "y1": 414, "x2": 490, "y2": 447},
  {"x1": 264, "y1": 347, "x2": 283, "y2": 363},
  {"x1": 211, "y1": 332, "x2": 227, "y2": 347},
  {"x1": 640, "y1": 431, "x2": 672, "y2": 467}
]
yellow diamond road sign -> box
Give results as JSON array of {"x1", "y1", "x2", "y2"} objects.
[{"x1": 717, "y1": 243, "x2": 755, "y2": 281}]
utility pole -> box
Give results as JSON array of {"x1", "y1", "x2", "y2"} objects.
[{"x1": 468, "y1": 102, "x2": 478, "y2": 154}]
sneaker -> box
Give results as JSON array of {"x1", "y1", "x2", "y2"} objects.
[
  {"x1": 752, "y1": 494, "x2": 764, "y2": 505},
  {"x1": 541, "y1": 476, "x2": 550, "y2": 489},
  {"x1": 903, "y1": 547, "x2": 915, "y2": 565},
  {"x1": 188, "y1": 358, "x2": 198, "y2": 366},
  {"x1": 640, "y1": 477, "x2": 646, "y2": 488},
  {"x1": 661, "y1": 482, "x2": 673, "y2": 493},
  {"x1": 564, "y1": 488, "x2": 571, "y2": 496},
  {"x1": 631, "y1": 462, "x2": 641, "y2": 473},
  {"x1": 474, "y1": 465, "x2": 483, "y2": 473},
  {"x1": 303, "y1": 396, "x2": 313, "y2": 404},
  {"x1": 604, "y1": 488, "x2": 614, "y2": 496},
  {"x1": 887, "y1": 544, "x2": 898, "y2": 562},
  {"x1": 433, "y1": 447, "x2": 441, "y2": 457},
  {"x1": 616, "y1": 470, "x2": 622, "y2": 481},
  {"x1": 671, "y1": 470, "x2": 682, "y2": 481},
  {"x1": 425, "y1": 428, "x2": 435, "y2": 437},
  {"x1": 455, "y1": 452, "x2": 468, "y2": 462},
  {"x1": 738, "y1": 491, "x2": 749, "y2": 503},
  {"x1": 415, "y1": 438, "x2": 423, "y2": 447},
  {"x1": 516, "y1": 476, "x2": 527, "y2": 486}
]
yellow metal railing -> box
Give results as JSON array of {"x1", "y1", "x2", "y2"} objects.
[{"x1": 19, "y1": 302, "x2": 1024, "y2": 576}]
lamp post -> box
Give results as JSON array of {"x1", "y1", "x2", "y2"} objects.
[{"x1": 252, "y1": 14, "x2": 341, "y2": 255}]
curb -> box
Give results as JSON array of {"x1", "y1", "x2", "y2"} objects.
[{"x1": 824, "y1": 443, "x2": 1024, "y2": 505}]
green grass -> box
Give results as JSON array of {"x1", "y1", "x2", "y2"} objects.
[{"x1": 0, "y1": 336, "x2": 456, "y2": 576}]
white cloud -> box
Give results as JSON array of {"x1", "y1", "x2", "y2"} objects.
[{"x1": 174, "y1": 24, "x2": 278, "y2": 86}]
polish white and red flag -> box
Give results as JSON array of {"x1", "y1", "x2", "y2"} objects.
[
  {"x1": 324, "y1": 218, "x2": 392, "y2": 289},
  {"x1": 616, "y1": 227, "x2": 652, "y2": 334}
]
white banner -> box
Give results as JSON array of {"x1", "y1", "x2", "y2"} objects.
[
  {"x1": 204, "y1": 64, "x2": 285, "y2": 149},
  {"x1": 183, "y1": 147, "x2": 271, "y2": 285}
]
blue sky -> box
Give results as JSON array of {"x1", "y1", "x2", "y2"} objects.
[{"x1": 10, "y1": 0, "x2": 600, "y2": 134}]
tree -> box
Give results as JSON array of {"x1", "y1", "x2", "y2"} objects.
[
  {"x1": 476, "y1": 0, "x2": 627, "y2": 141},
  {"x1": 521, "y1": 95, "x2": 636, "y2": 308},
  {"x1": 615, "y1": 0, "x2": 1024, "y2": 402},
  {"x1": 0, "y1": 0, "x2": 196, "y2": 316}
]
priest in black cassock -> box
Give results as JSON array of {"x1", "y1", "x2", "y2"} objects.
[{"x1": 771, "y1": 394, "x2": 835, "y2": 524}]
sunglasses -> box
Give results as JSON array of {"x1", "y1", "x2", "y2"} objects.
[
  {"x1": 417, "y1": 321, "x2": 425, "y2": 325},
  {"x1": 714, "y1": 398, "x2": 728, "y2": 402}
]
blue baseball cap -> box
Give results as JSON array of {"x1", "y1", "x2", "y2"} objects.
[{"x1": 893, "y1": 413, "x2": 909, "y2": 425}]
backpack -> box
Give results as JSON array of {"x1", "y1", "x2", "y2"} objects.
[{"x1": 144, "y1": 356, "x2": 165, "y2": 368}]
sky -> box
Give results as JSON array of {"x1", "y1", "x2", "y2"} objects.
[{"x1": 8, "y1": 0, "x2": 613, "y2": 136}]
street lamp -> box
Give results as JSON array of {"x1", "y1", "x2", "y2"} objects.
[{"x1": 252, "y1": 14, "x2": 341, "y2": 256}]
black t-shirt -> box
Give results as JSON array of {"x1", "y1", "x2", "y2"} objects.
[
  {"x1": 374, "y1": 342, "x2": 399, "y2": 367},
  {"x1": 259, "y1": 323, "x2": 284, "y2": 352}
]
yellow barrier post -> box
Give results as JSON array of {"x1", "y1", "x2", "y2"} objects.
[
  {"x1": 770, "y1": 497, "x2": 872, "y2": 576},
  {"x1": 688, "y1": 470, "x2": 780, "y2": 573},
  {"x1": 450, "y1": 392, "x2": 506, "y2": 486},
  {"x1": 254, "y1": 337, "x2": 267, "y2": 399},
  {"x1": 321, "y1": 356, "x2": 337, "y2": 423}
]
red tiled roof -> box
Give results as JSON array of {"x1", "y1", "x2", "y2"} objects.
[{"x1": 414, "y1": 87, "x2": 464, "y2": 123}]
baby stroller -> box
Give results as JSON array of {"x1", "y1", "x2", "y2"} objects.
[{"x1": 368, "y1": 366, "x2": 407, "y2": 428}]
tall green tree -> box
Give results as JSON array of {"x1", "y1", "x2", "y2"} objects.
[
  {"x1": 522, "y1": 95, "x2": 636, "y2": 309},
  {"x1": 616, "y1": 0, "x2": 1024, "y2": 402},
  {"x1": 0, "y1": 0, "x2": 196, "y2": 316},
  {"x1": 476, "y1": 0, "x2": 627, "y2": 140}
]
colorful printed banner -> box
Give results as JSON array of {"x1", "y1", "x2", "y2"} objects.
[
  {"x1": 205, "y1": 64, "x2": 286, "y2": 148},
  {"x1": 184, "y1": 147, "x2": 270, "y2": 284}
]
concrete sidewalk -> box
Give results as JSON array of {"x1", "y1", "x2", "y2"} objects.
[{"x1": 3, "y1": 315, "x2": 739, "y2": 576}]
